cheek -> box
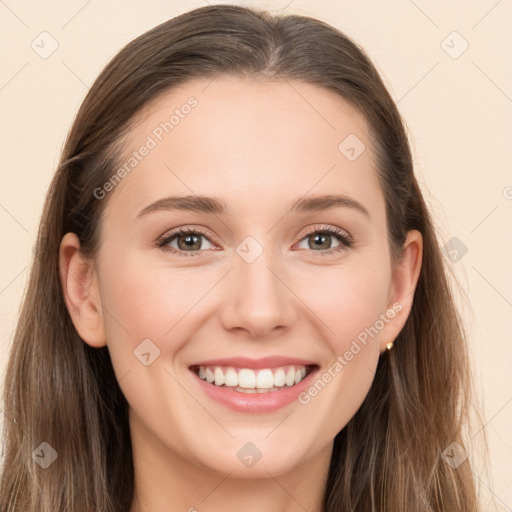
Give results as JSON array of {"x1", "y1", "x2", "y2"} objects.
[
  {"x1": 97, "y1": 255, "x2": 209, "y2": 360},
  {"x1": 302, "y1": 261, "x2": 391, "y2": 351},
  {"x1": 294, "y1": 266, "x2": 389, "y2": 435}
]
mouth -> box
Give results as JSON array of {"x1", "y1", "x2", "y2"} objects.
[
  {"x1": 187, "y1": 356, "x2": 320, "y2": 412},
  {"x1": 189, "y1": 363, "x2": 319, "y2": 394}
]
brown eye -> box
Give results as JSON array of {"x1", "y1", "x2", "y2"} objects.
[
  {"x1": 296, "y1": 226, "x2": 353, "y2": 255},
  {"x1": 176, "y1": 232, "x2": 203, "y2": 251},
  {"x1": 307, "y1": 233, "x2": 334, "y2": 250},
  {"x1": 157, "y1": 227, "x2": 215, "y2": 257}
]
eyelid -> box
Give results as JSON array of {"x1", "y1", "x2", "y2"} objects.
[{"x1": 295, "y1": 223, "x2": 353, "y2": 243}]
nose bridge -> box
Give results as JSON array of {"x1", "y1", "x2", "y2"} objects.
[{"x1": 221, "y1": 237, "x2": 296, "y2": 337}]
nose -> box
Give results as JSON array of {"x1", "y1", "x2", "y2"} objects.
[{"x1": 219, "y1": 247, "x2": 297, "y2": 339}]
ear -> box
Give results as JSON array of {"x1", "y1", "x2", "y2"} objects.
[
  {"x1": 379, "y1": 229, "x2": 423, "y2": 354},
  {"x1": 59, "y1": 232, "x2": 107, "y2": 348}
]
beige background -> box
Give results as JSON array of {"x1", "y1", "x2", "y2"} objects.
[{"x1": 1, "y1": 0, "x2": 511, "y2": 509}]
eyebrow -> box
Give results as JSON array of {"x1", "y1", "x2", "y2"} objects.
[{"x1": 136, "y1": 193, "x2": 370, "y2": 219}]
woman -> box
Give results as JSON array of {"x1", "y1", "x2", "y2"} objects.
[{"x1": 0, "y1": 4, "x2": 484, "y2": 511}]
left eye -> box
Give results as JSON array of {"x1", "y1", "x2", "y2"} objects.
[
  {"x1": 157, "y1": 225, "x2": 353, "y2": 257},
  {"x1": 296, "y1": 228, "x2": 351, "y2": 252}
]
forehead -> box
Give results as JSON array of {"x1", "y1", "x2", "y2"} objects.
[{"x1": 105, "y1": 76, "x2": 383, "y2": 222}]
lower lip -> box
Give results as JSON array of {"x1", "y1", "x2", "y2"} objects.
[{"x1": 190, "y1": 368, "x2": 318, "y2": 413}]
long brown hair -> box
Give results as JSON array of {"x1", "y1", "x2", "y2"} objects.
[{"x1": 0, "y1": 4, "x2": 487, "y2": 511}]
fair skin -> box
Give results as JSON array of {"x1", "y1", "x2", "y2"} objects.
[{"x1": 59, "y1": 77, "x2": 422, "y2": 512}]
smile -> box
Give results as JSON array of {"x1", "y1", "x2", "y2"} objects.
[{"x1": 191, "y1": 364, "x2": 315, "y2": 393}]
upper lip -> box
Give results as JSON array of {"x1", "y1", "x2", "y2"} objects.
[{"x1": 189, "y1": 356, "x2": 319, "y2": 370}]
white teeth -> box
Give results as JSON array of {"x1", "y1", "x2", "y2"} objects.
[
  {"x1": 224, "y1": 367, "x2": 238, "y2": 387},
  {"x1": 274, "y1": 368, "x2": 286, "y2": 387},
  {"x1": 214, "y1": 367, "x2": 225, "y2": 386},
  {"x1": 238, "y1": 368, "x2": 256, "y2": 389},
  {"x1": 195, "y1": 364, "x2": 311, "y2": 390},
  {"x1": 285, "y1": 367, "x2": 295, "y2": 386},
  {"x1": 231, "y1": 386, "x2": 281, "y2": 393},
  {"x1": 256, "y1": 369, "x2": 274, "y2": 389}
]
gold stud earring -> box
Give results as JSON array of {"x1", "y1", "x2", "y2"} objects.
[{"x1": 386, "y1": 341, "x2": 394, "y2": 350}]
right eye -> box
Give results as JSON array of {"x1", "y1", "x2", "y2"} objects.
[{"x1": 157, "y1": 227, "x2": 217, "y2": 257}]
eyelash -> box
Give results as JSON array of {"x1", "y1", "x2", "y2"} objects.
[{"x1": 156, "y1": 225, "x2": 354, "y2": 258}]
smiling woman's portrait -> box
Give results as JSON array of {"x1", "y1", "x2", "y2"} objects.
[{"x1": 0, "y1": 2, "x2": 509, "y2": 512}]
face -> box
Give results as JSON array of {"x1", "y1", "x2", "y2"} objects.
[{"x1": 61, "y1": 76, "x2": 422, "y2": 479}]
